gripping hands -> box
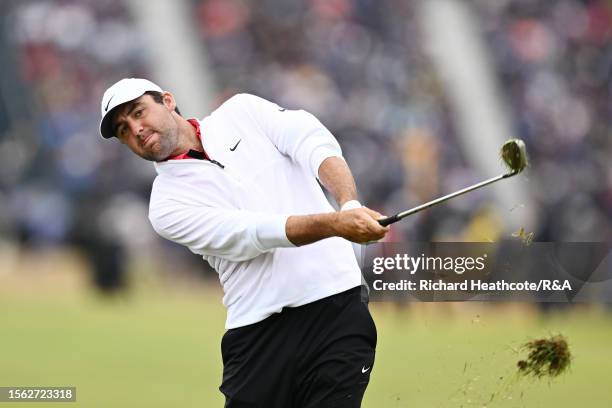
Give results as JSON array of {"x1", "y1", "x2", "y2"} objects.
[{"x1": 333, "y1": 207, "x2": 389, "y2": 243}]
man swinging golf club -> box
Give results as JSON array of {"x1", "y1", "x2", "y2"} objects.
[{"x1": 99, "y1": 78, "x2": 390, "y2": 407}]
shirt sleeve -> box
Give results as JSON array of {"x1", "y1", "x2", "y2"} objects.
[
  {"x1": 149, "y1": 200, "x2": 294, "y2": 262},
  {"x1": 237, "y1": 93, "x2": 343, "y2": 178}
]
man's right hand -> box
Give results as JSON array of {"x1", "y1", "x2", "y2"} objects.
[{"x1": 332, "y1": 207, "x2": 390, "y2": 243}]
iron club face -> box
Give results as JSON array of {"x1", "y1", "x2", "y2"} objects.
[{"x1": 501, "y1": 138, "x2": 528, "y2": 174}]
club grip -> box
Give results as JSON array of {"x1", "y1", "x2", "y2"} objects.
[{"x1": 378, "y1": 214, "x2": 399, "y2": 227}]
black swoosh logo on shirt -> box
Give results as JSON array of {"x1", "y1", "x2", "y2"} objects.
[
  {"x1": 105, "y1": 95, "x2": 115, "y2": 112},
  {"x1": 230, "y1": 139, "x2": 241, "y2": 151}
]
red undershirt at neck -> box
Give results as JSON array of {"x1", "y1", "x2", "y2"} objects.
[{"x1": 165, "y1": 119, "x2": 209, "y2": 161}]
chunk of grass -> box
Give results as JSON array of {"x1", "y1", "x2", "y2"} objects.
[{"x1": 517, "y1": 335, "x2": 571, "y2": 378}]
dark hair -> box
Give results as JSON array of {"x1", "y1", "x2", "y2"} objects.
[{"x1": 145, "y1": 91, "x2": 181, "y2": 116}]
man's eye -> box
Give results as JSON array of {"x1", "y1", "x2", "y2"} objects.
[{"x1": 134, "y1": 109, "x2": 144, "y2": 118}]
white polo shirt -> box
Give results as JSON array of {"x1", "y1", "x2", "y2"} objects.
[{"x1": 148, "y1": 94, "x2": 361, "y2": 329}]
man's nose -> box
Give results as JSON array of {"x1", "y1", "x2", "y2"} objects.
[{"x1": 128, "y1": 119, "x2": 143, "y2": 139}]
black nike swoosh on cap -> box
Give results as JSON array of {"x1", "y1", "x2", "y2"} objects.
[
  {"x1": 230, "y1": 139, "x2": 241, "y2": 151},
  {"x1": 105, "y1": 95, "x2": 115, "y2": 112}
]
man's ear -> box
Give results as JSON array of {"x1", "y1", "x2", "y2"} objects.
[{"x1": 162, "y1": 91, "x2": 176, "y2": 112}]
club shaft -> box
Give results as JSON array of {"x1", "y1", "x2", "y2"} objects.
[{"x1": 379, "y1": 171, "x2": 516, "y2": 226}]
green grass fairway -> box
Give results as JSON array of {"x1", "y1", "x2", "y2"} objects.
[{"x1": 1, "y1": 292, "x2": 611, "y2": 407}]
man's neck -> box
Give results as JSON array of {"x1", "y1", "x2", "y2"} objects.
[{"x1": 172, "y1": 117, "x2": 202, "y2": 156}]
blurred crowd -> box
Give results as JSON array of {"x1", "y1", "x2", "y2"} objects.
[
  {"x1": 0, "y1": 0, "x2": 610, "y2": 293},
  {"x1": 0, "y1": 0, "x2": 157, "y2": 291},
  {"x1": 474, "y1": 0, "x2": 612, "y2": 242}
]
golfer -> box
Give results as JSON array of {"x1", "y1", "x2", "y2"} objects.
[{"x1": 99, "y1": 78, "x2": 389, "y2": 407}]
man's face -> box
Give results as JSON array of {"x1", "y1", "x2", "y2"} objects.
[{"x1": 111, "y1": 93, "x2": 179, "y2": 161}]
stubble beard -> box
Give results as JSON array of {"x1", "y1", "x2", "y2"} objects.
[{"x1": 142, "y1": 128, "x2": 178, "y2": 162}]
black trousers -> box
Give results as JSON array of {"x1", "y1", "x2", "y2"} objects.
[{"x1": 220, "y1": 286, "x2": 377, "y2": 408}]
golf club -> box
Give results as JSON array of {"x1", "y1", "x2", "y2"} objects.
[{"x1": 378, "y1": 139, "x2": 528, "y2": 227}]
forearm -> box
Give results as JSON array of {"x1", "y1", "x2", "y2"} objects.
[
  {"x1": 317, "y1": 156, "x2": 358, "y2": 208},
  {"x1": 286, "y1": 213, "x2": 338, "y2": 246},
  {"x1": 286, "y1": 208, "x2": 389, "y2": 246}
]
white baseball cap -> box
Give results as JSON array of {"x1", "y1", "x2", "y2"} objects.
[{"x1": 99, "y1": 78, "x2": 163, "y2": 139}]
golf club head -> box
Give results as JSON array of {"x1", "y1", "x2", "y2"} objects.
[{"x1": 501, "y1": 138, "x2": 528, "y2": 175}]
